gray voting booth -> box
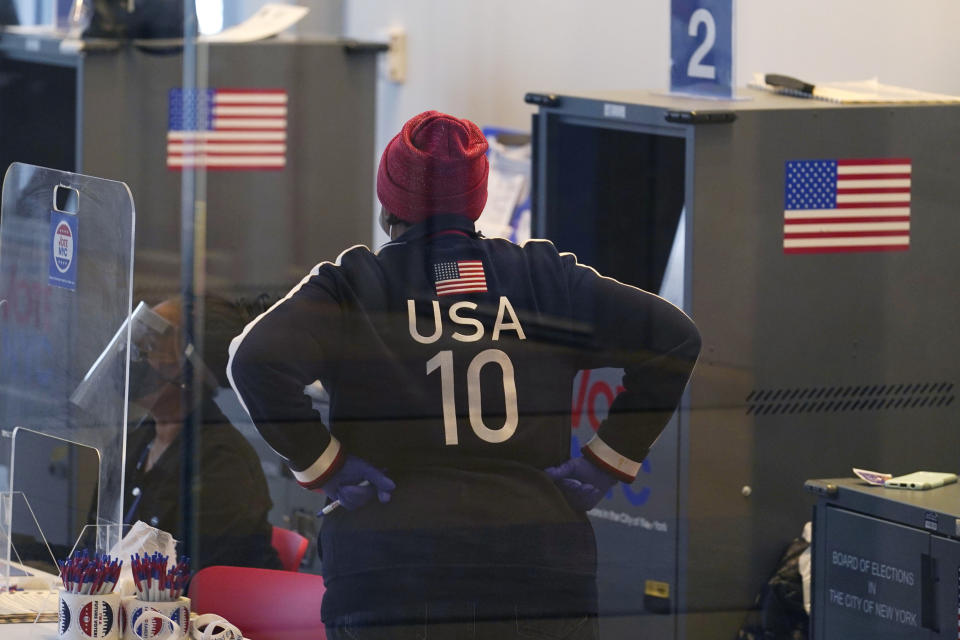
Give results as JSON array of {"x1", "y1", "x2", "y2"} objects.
[
  {"x1": 0, "y1": 30, "x2": 381, "y2": 295},
  {"x1": 527, "y1": 89, "x2": 960, "y2": 639},
  {"x1": 806, "y1": 478, "x2": 960, "y2": 640}
]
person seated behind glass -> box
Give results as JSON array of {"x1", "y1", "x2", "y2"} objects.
[{"x1": 123, "y1": 294, "x2": 281, "y2": 570}]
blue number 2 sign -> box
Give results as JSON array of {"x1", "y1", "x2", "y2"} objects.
[{"x1": 670, "y1": 0, "x2": 733, "y2": 98}]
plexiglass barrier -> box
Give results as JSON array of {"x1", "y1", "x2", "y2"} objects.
[
  {"x1": 0, "y1": 491, "x2": 61, "y2": 622},
  {"x1": 0, "y1": 490, "x2": 58, "y2": 583},
  {"x1": 0, "y1": 163, "x2": 135, "y2": 578}
]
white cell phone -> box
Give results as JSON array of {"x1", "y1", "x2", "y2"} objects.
[{"x1": 884, "y1": 471, "x2": 958, "y2": 490}]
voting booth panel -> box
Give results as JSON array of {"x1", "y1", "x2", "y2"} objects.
[
  {"x1": 0, "y1": 34, "x2": 380, "y2": 297},
  {"x1": 529, "y1": 89, "x2": 960, "y2": 639}
]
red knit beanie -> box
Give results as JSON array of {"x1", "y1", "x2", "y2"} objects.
[{"x1": 377, "y1": 110, "x2": 489, "y2": 224}]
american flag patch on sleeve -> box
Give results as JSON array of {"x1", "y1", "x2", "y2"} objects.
[{"x1": 433, "y1": 260, "x2": 487, "y2": 296}]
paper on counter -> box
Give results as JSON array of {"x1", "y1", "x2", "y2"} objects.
[
  {"x1": 200, "y1": 3, "x2": 309, "y2": 43},
  {"x1": 852, "y1": 468, "x2": 892, "y2": 486},
  {"x1": 477, "y1": 171, "x2": 525, "y2": 240},
  {"x1": 749, "y1": 73, "x2": 960, "y2": 104}
]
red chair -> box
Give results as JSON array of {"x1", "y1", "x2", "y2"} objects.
[
  {"x1": 190, "y1": 566, "x2": 326, "y2": 640},
  {"x1": 271, "y1": 525, "x2": 309, "y2": 572}
]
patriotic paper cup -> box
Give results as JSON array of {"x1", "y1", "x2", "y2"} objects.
[
  {"x1": 122, "y1": 596, "x2": 191, "y2": 640},
  {"x1": 59, "y1": 591, "x2": 121, "y2": 639}
]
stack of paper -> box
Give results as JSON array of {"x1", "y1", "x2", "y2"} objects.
[
  {"x1": 0, "y1": 590, "x2": 58, "y2": 623},
  {"x1": 750, "y1": 73, "x2": 960, "y2": 104}
]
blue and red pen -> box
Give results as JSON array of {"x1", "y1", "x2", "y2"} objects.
[
  {"x1": 129, "y1": 552, "x2": 191, "y2": 602},
  {"x1": 59, "y1": 550, "x2": 122, "y2": 595}
]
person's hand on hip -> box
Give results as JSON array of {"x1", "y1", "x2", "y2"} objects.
[
  {"x1": 321, "y1": 455, "x2": 395, "y2": 511},
  {"x1": 545, "y1": 457, "x2": 619, "y2": 511}
]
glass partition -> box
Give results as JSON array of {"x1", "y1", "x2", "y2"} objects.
[
  {"x1": 8, "y1": 428, "x2": 100, "y2": 572},
  {"x1": 0, "y1": 491, "x2": 61, "y2": 621},
  {"x1": 0, "y1": 163, "x2": 134, "y2": 564}
]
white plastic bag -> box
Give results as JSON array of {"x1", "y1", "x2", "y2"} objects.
[{"x1": 108, "y1": 521, "x2": 178, "y2": 597}]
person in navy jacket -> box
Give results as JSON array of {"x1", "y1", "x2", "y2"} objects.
[{"x1": 229, "y1": 111, "x2": 701, "y2": 639}]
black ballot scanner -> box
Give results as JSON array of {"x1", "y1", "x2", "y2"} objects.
[{"x1": 806, "y1": 477, "x2": 960, "y2": 639}]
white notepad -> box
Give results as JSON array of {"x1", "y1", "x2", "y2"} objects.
[{"x1": 750, "y1": 74, "x2": 960, "y2": 104}]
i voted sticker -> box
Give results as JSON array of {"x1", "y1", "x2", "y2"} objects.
[
  {"x1": 60, "y1": 596, "x2": 72, "y2": 635},
  {"x1": 49, "y1": 210, "x2": 78, "y2": 291},
  {"x1": 79, "y1": 599, "x2": 115, "y2": 637},
  {"x1": 131, "y1": 606, "x2": 167, "y2": 638},
  {"x1": 58, "y1": 591, "x2": 119, "y2": 640}
]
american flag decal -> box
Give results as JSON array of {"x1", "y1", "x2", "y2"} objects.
[
  {"x1": 433, "y1": 260, "x2": 487, "y2": 296},
  {"x1": 784, "y1": 158, "x2": 911, "y2": 254},
  {"x1": 167, "y1": 88, "x2": 287, "y2": 170}
]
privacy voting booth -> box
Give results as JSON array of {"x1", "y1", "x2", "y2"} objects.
[
  {"x1": 527, "y1": 88, "x2": 960, "y2": 639},
  {"x1": 0, "y1": 31, "x2": 380, "y2": 296}
]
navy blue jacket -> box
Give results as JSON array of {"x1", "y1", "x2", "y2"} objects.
[{"x1": 229, "y1": 214, "x2": 700, "y2": 617}]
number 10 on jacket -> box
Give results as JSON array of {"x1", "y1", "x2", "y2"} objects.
[{"x1": 670, "y1": 0, "x2": 733, "y2": 98}]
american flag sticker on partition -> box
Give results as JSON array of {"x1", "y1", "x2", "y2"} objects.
[
  {"x1": 167, "y1": 88, "x2": 287, "y2": 170},
  {"x1": 783, "y1": 158, "x2": 911, "y2": 254},
  {"x1": 433, "y1": 260, "x2": 487, "y2": 296}
]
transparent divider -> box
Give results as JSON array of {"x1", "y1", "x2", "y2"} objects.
[
  {"x1": 0, "y1": 163, "x2": 135, "y2": 579},
  {"x1": 0, "y1": 491, "x2": 61, "y2": 622},
  {"x1": 0, "y1": 491, "x2": 59, "y2": 587}
]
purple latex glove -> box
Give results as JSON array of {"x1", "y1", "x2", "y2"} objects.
[
  {"x1": 321, "y1": 455, "x2": 395, "y2": 511},
  {"x1": 544, "y1": 457, "x2": 619, "y2": 511}
]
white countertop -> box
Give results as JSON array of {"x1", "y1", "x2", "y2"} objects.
[{"x1": 2, "y1": 622, "x2": 58, "y2": 639}]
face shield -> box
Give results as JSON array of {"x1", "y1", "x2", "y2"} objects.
[{"x1": 71, "y1": 301, "x2": 176, "y2": 424}]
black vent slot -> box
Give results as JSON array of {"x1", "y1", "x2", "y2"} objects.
[{"x1": 746, "y1": 382, "x2": 955, "y2": 415}]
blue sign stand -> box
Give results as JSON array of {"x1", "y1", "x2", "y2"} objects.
[{"x1": 670, "y1": 0, "x2": 733, "y2": 98}]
